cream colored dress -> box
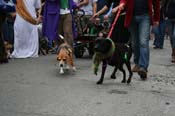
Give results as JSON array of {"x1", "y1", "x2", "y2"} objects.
[{"x1": 11, "y1": 0, "x2": 41, "y2": 58}]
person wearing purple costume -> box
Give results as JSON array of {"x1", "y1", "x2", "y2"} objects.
[{"x1": 42, "y1": 0, "x2": 77, "y2": 51}]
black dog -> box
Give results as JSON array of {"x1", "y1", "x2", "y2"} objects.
[
  {"x1": 0, "y1": 37, "x2": 8, "y2": 63},
  {"x1": 93, "y1": 37, "x2": 133, "y2": 84},
  {"x1": 0, "y1": 14, "x2": 8, "y2": 63},
  {"x1": 38, "y1": 24, "x2": 49, "y2": 55},
  {"x1": 39, "y1": 36, "x2": 49, "y2": 55}
]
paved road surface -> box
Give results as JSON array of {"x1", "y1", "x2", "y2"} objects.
[{"x1": 0, "y1": 39, "x2": 175, "y2": 116}]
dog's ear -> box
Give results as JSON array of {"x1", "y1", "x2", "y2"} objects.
[
  {"x1": 66, "y1": 48, "x2": 72, "y2": 57},
  {"x1": 67, "y1": 48, "x2": 72, "y2": 54},
  {"x1": 56, "y1": 56, "x2": 60, "y2": 61},
  {"x1": 64, "y1": 45, "x2": 72, "y2": 56}
]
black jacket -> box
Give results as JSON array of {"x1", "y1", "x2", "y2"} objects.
[{"x1": 162, "y1": 0, "x2": 175, "y2": 19}]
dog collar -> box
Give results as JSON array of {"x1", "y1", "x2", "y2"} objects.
[
  {"x1": 93, "y1": 38, "x2": 115, "y2": 74},
  {"x1": 94, "y1": 38, "x2": 115, "y2": 60},
  {"x1": 105, "y1": 38, "x2": 115, "y2": 58}
]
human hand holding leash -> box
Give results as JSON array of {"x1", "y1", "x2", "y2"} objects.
[
  {"x1": 103, "y1": 15, "x2": 109, "y2": 20},
  {"x1": 117, "y1": 3, "x2": 125, "y2": 11},
  {"x1": 90, "y1": 13, "x2": 99, "y2": 21},
  {"x1": 152, "y1": 21, "x2": 159, "y2": 29},
  {"x1": 112, "y1": 6, "x2": 119, "y2": 14},
  {"x1": 153, "y1": 21, "x2": 159, "y2": 27}
]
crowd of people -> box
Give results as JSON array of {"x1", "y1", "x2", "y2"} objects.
[{"x1": 0, "y1": 0, "x2": 175, "y2": 80}]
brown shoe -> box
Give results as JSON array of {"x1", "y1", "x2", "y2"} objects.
[
  {"x1": 171, "y1": 56, "x2": 175, "y2": 63},
  {"x1": 138, "y1": 68, "x2": 147, "y2": 80},
  {"x1": 171, "y1": 48, "x2": 175, "y2": 63},
  {"x1": 131, "y1": 65, "x2": 140, "y2": 72}
]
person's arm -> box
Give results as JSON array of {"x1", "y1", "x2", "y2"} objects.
[
  {"x1": 153, "y1": 0, "x2": 160, "y2": 25},
  {"x1": 35, "y1": 0, "x2": 42, "y2": 24},
  {"x1": 38, "y1": 2, "x2": 45, "y2": 15},
  {"x1": 72, "y1": 0, "x2": 78, "y2": 9},
  {"x1": 161, "y1": 0, "x2": 168, "y2": 19},
  {"x1": 118, "y1": 0, "x2": 127, "y2": 11},
  {"x1": 92, "y1": 1, "x2": 97, "y2": 15},
  {"x1": 120, "y1": 0, "x2": 127, "y2": 6},
  {"x1": 106, "y1": 2, "x2": 113, "y2": 16},
  {"x1": 77, "y1": 0, "x2": 89, "y2": 7},
  {"x1": 93, "y1": 5, "x2": 108, "y2": 18},
  {"x1": 91, "y1": 0, "x2": 113, "y2": 19},
  {"x1": 103, "y1": 2, "x2": 113, "y2": 20}
]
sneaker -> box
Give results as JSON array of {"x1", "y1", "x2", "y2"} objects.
[
  {"x1": 138, "y1": 68, "x2": 147, "y2": 80},
  {"x1": 131, "y1": 65, "x2": 140, "y2": 72}
]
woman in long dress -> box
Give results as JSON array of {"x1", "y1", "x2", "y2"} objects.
[{"x1": 11, "y1": 0, "x2": 41, "y2": 58}]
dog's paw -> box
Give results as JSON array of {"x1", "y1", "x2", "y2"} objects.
[
  {"x1": 93, "y1": 66, "x2": 98, "y2": 75},
  {"x1": 60, "y1": 71, "x2": 64, "y2": 74},
  {"x1": 72, "y1": 66, "x2": 76, "y2": 72},
  {"x1": 65, "y1": 65, "x2": 70, "y2": 70},
  {"x1": 96, "y1": 80, "x2": 103, "y2": 84},
  {"x1": 110, "y1": 75, "x2": 116, "y2": 79},
  {"x1": 127, "y1": 78, "x2": 131, "y2": 84},
  {"x1": 121, "y1": 79, "x2": 126, "y2": 83},
  {"x1": 94, "y1": 68, "x2": 98, "y2": 75},
  {"x1": 59, "y1": 68, "x2": 64, "y2": 74},
  {"x1": 94, "y1": 72, "x2": 98, "y2": 75}
]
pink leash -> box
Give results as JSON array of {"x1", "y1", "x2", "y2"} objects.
[{"x1": 107, "y1": 9, "x2": 122, "y2": 38}]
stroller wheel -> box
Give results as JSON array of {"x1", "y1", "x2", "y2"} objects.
[
  {"x1": 74, "y1": 42, "x2": 84, "y2": 58},
  {"x1": 88, "y1": 43, "x2": 94, "y2": 57}
]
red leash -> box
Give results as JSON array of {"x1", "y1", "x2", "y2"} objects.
[{"x1": 107, "y1": 9, "x2": 121, "y2": 38}]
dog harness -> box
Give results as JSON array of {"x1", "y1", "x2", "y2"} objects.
[{"x1": 95, "y1": 38, "x2": 115, "y2": 60}]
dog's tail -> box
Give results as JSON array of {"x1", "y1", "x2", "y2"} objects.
[{"x1": 58, "y1": 34, "x2": 68, "y2": 44}]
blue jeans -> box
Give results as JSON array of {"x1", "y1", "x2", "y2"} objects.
[
  {"x1": 166, "y1": 20, "x2": 175, "y2": 48},
  {"x1": 153, "y1": 20, "x2": 166, "y2": 48},
  {"x1": 129, "y1": 14, "x2": 150, "y2": 70}
]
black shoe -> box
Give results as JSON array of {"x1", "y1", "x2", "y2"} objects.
[
  {"x1": 0, "y1": 58, "x2": 8, "y2": 64},
  {"x1": 153, "y1": 46, "x2": 159, "y2": 49},
  {"x1": 138, "y1": 68, "x2": 147, "y2": 80}
]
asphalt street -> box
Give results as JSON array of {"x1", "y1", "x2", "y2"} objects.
[{"x1": 0, "y1": 39, "x2": 175, "y2": 116}]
